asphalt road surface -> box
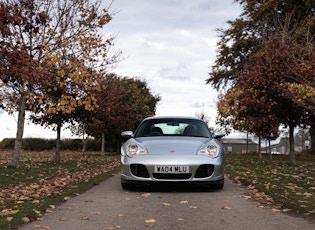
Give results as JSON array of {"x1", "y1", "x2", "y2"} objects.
[{"x1": 19, "y1": 174, "x2": 315, "y2": 230}]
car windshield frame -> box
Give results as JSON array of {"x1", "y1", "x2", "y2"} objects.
[{"x1": 134, "y1": 118, "x2": 212, "y2": 138}]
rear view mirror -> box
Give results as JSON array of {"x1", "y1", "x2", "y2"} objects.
[
  {"x1": 121, "y1": 131, "x2": 134, "y2": 142},
  {"x1": 121, "y1": 131, "x2": 134, "y2": 137},
  {"x1": 213, "y1": 132, "x2": 225, "y2": 139}
]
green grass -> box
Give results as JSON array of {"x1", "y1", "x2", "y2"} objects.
[
  {"x1": 0, "y1": 151, "x2": 121, "y2": 230},
  {"x1": 225, "y1": 153, "x2": 315, "y2": 217}
]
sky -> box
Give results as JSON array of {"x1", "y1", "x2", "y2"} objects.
[{"x1": 0, "y1": 0, "x2": 242, "y2": 141}]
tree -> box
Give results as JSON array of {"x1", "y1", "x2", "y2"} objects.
[
  {"x1": 87, "y1": 75, "x2": 161, "y2": 152},
  {"x1": 87, "y1": 74, "x2": 134, "y2": 153},
  {"x1": 0, "y1": 1, "x2": 49, "y2": 166},
  {"x1": 0, "y1": 0, "x2": 117, "y2": 165},
  {"x1": 207, "y1": 0, "x2": 315, "y2": 89},
  {"x1": 208, "y1": 0, "x2": 315, "y2": 161},
  {"x1": 120, "y1": 77, "x2": 161, "y2": 130}
]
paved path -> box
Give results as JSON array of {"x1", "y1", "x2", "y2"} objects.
[{"x1": 19, "y1": 174, "x2": 315, "y2": 230}]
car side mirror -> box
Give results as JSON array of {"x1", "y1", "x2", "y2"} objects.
[
  {"x1": 121, "y1": 131, "x2": 134, "y2": 142},
  {"x1": 213, "y1": 132, "x2": 225, "y2": 139}
]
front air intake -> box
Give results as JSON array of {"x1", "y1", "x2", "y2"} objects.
[
  {"x1": 130, "y1": 164, "x2": 150, "y2": 178},
  {"x1": 195, "y1": 164, "x2": 214, "y2": 178}
]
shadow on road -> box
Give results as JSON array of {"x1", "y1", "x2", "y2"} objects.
[{"x1": 123, "y1": 182, "x2": 223, "y2": 193}]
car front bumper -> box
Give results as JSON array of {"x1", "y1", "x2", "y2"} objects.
[{"x1": 121, "y1": 154, "x2": 224, "y2": 186}]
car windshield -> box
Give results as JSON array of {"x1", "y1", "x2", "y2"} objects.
[{"x1": 134, "y1": 118, "x2": 212, "y2": 138}]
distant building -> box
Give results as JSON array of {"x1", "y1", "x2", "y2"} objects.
[
  {"x1": 262, "y1": 137, "x2": 303, "y2": 154},
  {"x1": 221, "y1": 138, "x2": 258, "y2": 154}
]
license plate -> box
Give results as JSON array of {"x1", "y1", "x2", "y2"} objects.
[{"x1": 154, "y1": 165, "x2": 189, "y2": 173}]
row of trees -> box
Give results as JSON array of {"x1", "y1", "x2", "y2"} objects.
[
  {"x1": 207, "y1": 0, "x2": 315, "y2": 164},
  {"x1": 0, "y1": 0, "x2": 160, "y2": 166}
]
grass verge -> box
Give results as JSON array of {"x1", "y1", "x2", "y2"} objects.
[
  {"x1": 225, "y1": 153, "x2": 315, "y2": 217},
  {"x1": 0, "y1": 151, "x2": 121, "y2": 230}
]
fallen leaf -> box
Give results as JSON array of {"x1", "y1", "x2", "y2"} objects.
[
  {"x1": 6, "y1": 217, "x2": 13, "y2": 222},
  {"x1": 162, "y1": 203, "x2": 171, "y2": 206},
  {"x1": 10, "y1": 209, "x2": 19, "y2": 214},
  {"x1": 282, "y1": 208, "x2": 291, "y2": 212},
  {"x1": 189, "y1": 206, "x2": 197, "y2": 209},
  {"x1": 145, "y1": 219, "x2": 156, "y2": 223},
  {"x1": 308, "y1": 209, "x2": 315, "y2": 214},
  {"x1": 80, "y1": 216, "x2": 89, "y2": 220},
  {"x1": 59, "y1": 217, "x2": 68, "y2": 221},
  {"x1": 303, "y1": 192, "x2": 313, "y2": 198},
  {"x1": 145, "y1": 219, "x2": 156, "y2": 228},
  {"x1": 180, "y1": 200, "x2": 188, "y2": 204},
  {"x1": 272, "y1": 208, "x2": 280, "y2": 212},
  {"x1": 177, "y1": 218, "x2": 184, "y2": 221},
  {"x1": 22, "y1": 217, "x2": 30, "y2": 223},
  {"x1": 142, "y1": 193, "x2": 151, "y2": 197},
  {"x1": 221, "y1": 205, "x2": 231, "y2": 210}
]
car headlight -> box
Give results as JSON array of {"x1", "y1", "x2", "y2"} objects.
[
  {"x1": 197, "y1": 144, "x2": 219, "y2": 158},
  {"x1": 125, "y1": 142, "x2": 148, "y2": 157}
]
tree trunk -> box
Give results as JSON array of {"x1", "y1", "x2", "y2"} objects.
[
  {"x1": 289, "y1": 124, "x2": 296, "y2": 165},
  {"x1": 55, "y1": 123, "x2": 61, "y2": 163},
  {"x1": 81, "y1": 125, "x2": 86, "y2": 157},
  {"x1": 109, "y1": 134, "x2": 113, "y2": 153},
  {"x1": 310, "y1": 124, "x2": 315, "y2": 154},
  {"x1": 101, "y1": 132, "x2": 106, "y2": 153},
  {"x1": 10, "y1": 94, "x2": 27, "y2": 167},
  {"x1": 246, "y1": 131, "x2": 249, "y2": 154},
  {"x1": 268, "y1": 139, "x2": 272, "y2": 160}
]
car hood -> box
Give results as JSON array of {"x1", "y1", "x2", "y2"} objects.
[{"x1": 135, "y1": 136, "x2": 211, "y2": 155}]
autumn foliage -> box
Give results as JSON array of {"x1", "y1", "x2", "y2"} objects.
[
  {"x1": 0, "y1": 0, "x2": 160, "y2": 165},
  {"x1": 209, "y1": 0, "x2": 315, "y2": 163}
]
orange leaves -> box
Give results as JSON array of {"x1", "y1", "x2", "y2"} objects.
[
  {"x1": 225, "y1": 154, "x2": 315, "y2": 215},
  {"x1": 141, "y1": 193, "x2": 151, "y2": 198},
  {"x1": 179, "y1": 200, "x2": 188, "y2": 204},
  {"x1": 221, "y1": 205, "x2": 232, "y2": 210},
  {"x1": 162, "y1": 202, "x2": 171, "y2": 206},
  {"x1": 144, "y1": 218, "x2": 156, "y2": 227},
  {"x1": 0, "y1": 154, "x2": 120, "y2": 220}
]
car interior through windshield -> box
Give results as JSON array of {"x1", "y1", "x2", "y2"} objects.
[{"x1": 135, "y1": 119, "x2": 212, "y2": 138}]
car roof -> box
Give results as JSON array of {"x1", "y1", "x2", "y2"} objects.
[{"x1": 143, "y1": 116, "x2": 203, "y2": 121}]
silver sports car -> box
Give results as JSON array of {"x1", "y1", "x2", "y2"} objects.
[{"x1": 120, "y1": 116, "x2": 225, "y2": 189}]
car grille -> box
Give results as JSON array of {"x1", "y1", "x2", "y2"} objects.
[
  {"x1": 195, "y1": 164, "x2": 214, "y2": 178},
  {"x1": 130, "y1": 164, "x2": 150, "y2": 178},
  {"x1": 152, "y1": 173, "x2": 192, "y2": 180}
]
